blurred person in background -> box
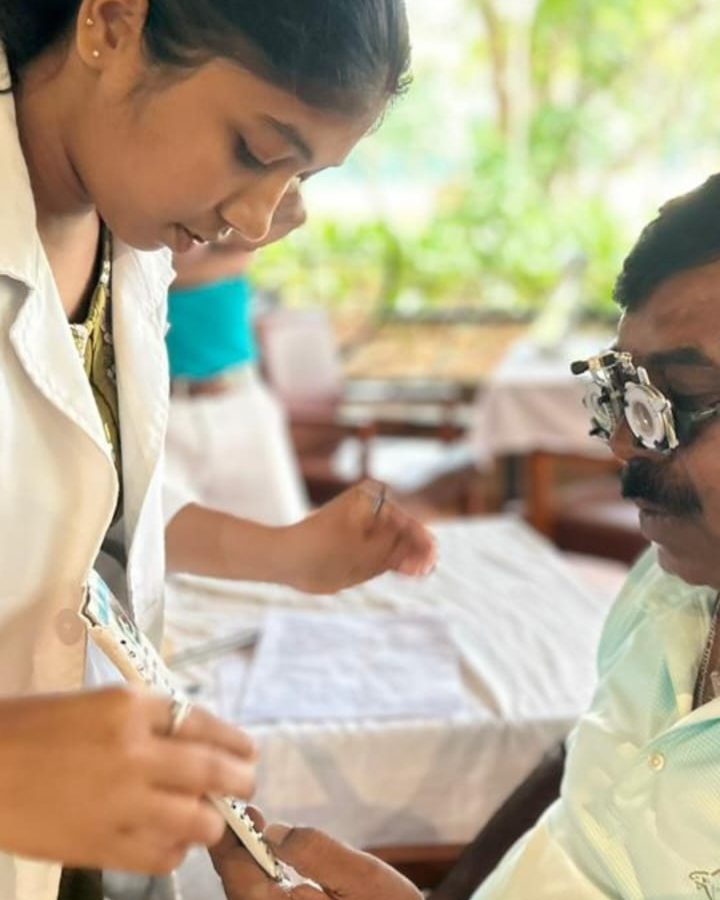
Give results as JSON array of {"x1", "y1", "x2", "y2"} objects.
[{"x1": 166, "y1": 230, "x2": 308, "y2": 528}]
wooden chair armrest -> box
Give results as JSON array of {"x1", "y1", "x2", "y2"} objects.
[{"x1": 525, "y1": 450, "x2": 621, "y2": 536}]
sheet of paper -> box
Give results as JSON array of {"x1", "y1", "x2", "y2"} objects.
[{"x1": 230, "y1": 609, "x2": 467, "y2": 724}]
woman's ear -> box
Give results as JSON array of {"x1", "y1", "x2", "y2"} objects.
[{"x1": 75, "y1": 0, "x2": 149, "y2": 69}]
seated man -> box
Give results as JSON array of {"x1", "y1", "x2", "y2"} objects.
[{"x1": 210, "y1": 172, "x2": 720, "y2": 900}]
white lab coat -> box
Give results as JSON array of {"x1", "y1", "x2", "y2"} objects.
[{"x1": 0, "y1": 47, "x2": 179, "y2": 900}]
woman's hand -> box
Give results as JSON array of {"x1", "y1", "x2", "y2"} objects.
[
  {"x1": 212, "y1": 822, "x2": 423, "y2": 900},
  {"x1": 280, "y1": 480, "x2": 437, "y2": 594},
  {"x1": 167, "y1": 481, "x2": 436, "y2": 592},
  {"x1": 0, "y1": 687, "x2": 257, "y2": 874}
]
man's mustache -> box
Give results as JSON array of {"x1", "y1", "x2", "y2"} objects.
[{"x1": 621, "y1": 458, "x2": 703, "y2": 517}]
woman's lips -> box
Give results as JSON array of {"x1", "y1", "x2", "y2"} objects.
[{"x1": 172, "y1": 225, "x2": 209, "y2": 254}]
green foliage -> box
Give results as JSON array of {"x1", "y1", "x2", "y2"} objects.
[{"x1": 253, "y1": 0, "x2": 720, "y2": 322}]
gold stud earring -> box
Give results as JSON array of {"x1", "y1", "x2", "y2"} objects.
[
  {"x1": 92, "y1": 49, "x2": 100, "y2": 59},
  {"x1": 85, "y1": 17, "x2": 95, "y2": 26}
]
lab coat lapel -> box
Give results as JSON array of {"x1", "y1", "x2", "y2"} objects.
[{"x1": 112, "y1": 241, "x2": 175, "y2": 564}]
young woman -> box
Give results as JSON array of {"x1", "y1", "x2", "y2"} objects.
[{"x1": 0, "y1": 1, "x2": 433, "y2": 897}]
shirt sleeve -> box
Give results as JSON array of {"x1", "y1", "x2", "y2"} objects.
[{"x1": 162, "y1": 454, "x2": 199, "y2": 526}]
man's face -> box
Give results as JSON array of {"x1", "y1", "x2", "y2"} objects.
[{"x1": 611, "y1": 259, "x2": 720, "y2": 588}]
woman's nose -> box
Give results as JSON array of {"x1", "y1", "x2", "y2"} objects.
[{"x1": 220, "y1": 179, "x2": 288, "y2": 244}]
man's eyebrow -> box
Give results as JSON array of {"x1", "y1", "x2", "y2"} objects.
[
  {"x1": 260, "y1": 115, "x2": 315, "y2": 164},
  {"x1": 647, "y1": 347, "x2": 717, "y2": 368}
]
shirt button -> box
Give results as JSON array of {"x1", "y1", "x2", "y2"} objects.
[{"x1": 648, "y1": 752, "x2": 666, "y2": 772}]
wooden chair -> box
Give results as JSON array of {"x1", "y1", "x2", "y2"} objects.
[
  {"x1": 362, "y1": 742, "x2": 567, "y2": 896},
  {"x1": 256, "y1": 308, "x2": 478, "y2": 510},
  {"x1": 430, "y1": 742, "x2": 566, "y2": 899},
  {"x1": 525, "y1": 450, "x2": 647, "y2": 565}
]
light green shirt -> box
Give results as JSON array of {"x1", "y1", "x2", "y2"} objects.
[{"x1": 475, "y1": 548, "x2": 720, "y2": 900}]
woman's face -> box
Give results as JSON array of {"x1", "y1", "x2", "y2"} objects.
[{"x1": 67, "y1": 10, "x2": 380, "y2": 253}]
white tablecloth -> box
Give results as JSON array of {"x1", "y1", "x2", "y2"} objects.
[
  {"x1": 166, "y1": 516, "x2": 615, "y2": 886},
  {"x1": 471, "y1": 335, "x2": 613, "y2": 461}
]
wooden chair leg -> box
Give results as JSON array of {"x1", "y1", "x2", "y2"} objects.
[{"x1": 525, "y1": 451, "x2": 556, "y2": 537}]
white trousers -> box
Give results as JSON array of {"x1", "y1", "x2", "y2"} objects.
[{"x1": 165, "y1": 368, "x2": 308, "y2": 527}]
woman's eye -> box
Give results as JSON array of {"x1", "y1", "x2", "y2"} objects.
[{"x1": 234, "y1": 136, "x2": 267, "y2": 171}]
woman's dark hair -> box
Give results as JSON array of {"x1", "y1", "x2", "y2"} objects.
[
  {"x1": 0, "y1": 0, "x2": 411, "y2": 112},
  {"x1": 615, "y1": 173, "x2": 720, "y2": 312}
]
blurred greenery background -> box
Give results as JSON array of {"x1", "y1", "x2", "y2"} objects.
[{"x1": 253, "y1": 0, "x2": 720, "y2": 324}]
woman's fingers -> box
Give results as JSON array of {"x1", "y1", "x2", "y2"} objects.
[
  {"x1": 368, "y1": 491, "x2": 437, "y2": 576},
  {"x1": 143, "y1": 794, "x2": 227, "y2": 847},
  {"x1": 149, "y1": 696, "x2": 257, "y2": 758},
  {"x1": 0, "y1": 688, "x2": 260, "y2": 875},
  {"x1": 110, "y1": 832, "x2": 191, "y2": 876},
  {"x1": 149, "y1": 741, "x2": 257, "y2": 799},
  {"x1": 388, "y1": 520, "x2": 437, "y2": 575}
]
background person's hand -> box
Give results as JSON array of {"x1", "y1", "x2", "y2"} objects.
[
  {"x1": 212, "y1": 822, "x2": 423, "y2": 900},
  {"x1": 280, "y1": 480, "x2": 437, "y2": 594},
  {"x1": 0, "y1": 688, "x2": 257, "y2": 874}
]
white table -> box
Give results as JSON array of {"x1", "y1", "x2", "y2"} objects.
[
  {"x1": 470, "y1": 335, "x2": 613, "y2": 462},
  {"x1": 166, "y1": 515, "x2": 616, "y2": 900}
]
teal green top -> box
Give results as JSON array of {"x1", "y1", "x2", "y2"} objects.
[
  {"x1": 166, "y1": 275, "x2": 258, "y2": 380},
  {"x1": 475, "y1": 550, "x2": 720, "y2": 900}
]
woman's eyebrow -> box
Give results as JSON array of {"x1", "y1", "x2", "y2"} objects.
[{"x1": 258, "y1": 115, "x2": 315, "y2": 164}]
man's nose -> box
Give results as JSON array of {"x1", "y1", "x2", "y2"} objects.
[{"x1": 220, "y1": 177, "x2": 289, "y2": 244}]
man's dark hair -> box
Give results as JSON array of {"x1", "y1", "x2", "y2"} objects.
[
  {"x1": 615, "y1": 173, "x2": 720, "y2": 311},
  {"x1": 0, "y1": 0, "x2": 411, "y2": 113}
]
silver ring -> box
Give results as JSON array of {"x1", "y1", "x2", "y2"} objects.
[
  {"x1": 167, "y1": 696, "x2": 192, "y2": 736},
  {"x1": 372, "y1": 483, "x2": 387, "y2": 519}
]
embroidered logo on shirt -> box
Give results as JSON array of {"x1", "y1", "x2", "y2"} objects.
[{"x1": 690, "y1": 869, "x2": 720, "y2": 898}]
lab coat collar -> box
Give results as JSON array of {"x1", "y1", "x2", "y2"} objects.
[{"x1": 0, "y1": 47, "x2": 45, "y2": 293}]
